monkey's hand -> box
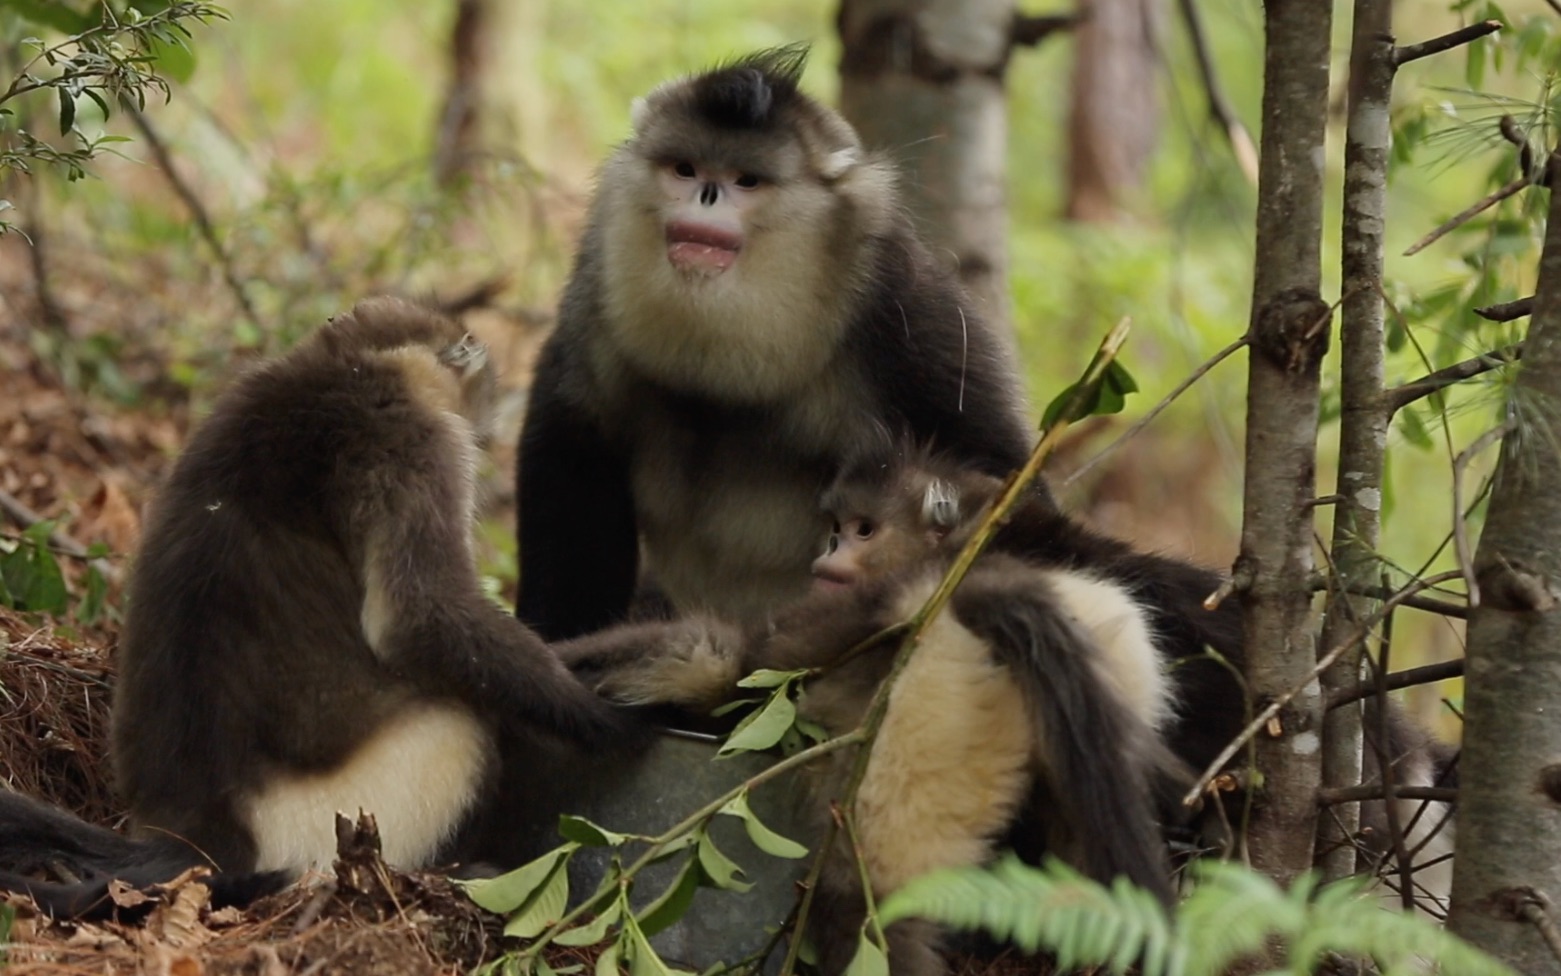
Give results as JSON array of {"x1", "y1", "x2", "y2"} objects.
[{"x1": 555, "y1": 619, "x2": 744, "y2": 710}]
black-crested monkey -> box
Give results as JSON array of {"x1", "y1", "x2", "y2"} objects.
[
  {"x1": 558, "y1": 454, "x2": 1180, "y2": 976},
  {"x1": 516, "y1": 45, "x2": 1041, "y2": 640},
  {"x1": 0, "y1": 298, "x2": 644, "y2": 918}
]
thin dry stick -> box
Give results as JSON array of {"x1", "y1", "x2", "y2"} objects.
[
  {"x1": 1327, "y1": 658, "x2": 1464, "y2": 709},
  {"x1": 0, "y1": 487, "x2": 120, "y2": 583},
  {"x1": 1452, "y1": 420, "x2": 1516, "y2": 608},
  {"x1": 1392, "y1": 20, "x2": 1502, "y2": 66},
  {"x1": 1518, "y1": 896, "x2": 1561, "y2": 969},
  {"x1": 1177, "y1": 0, "x2": 1258, "y2": 184},
  {"x1": 1371, "y1": 602, "x2": 1415, "y2": 910},
  {"x1": 1317, "y1": 785, "x2": 1458, "y2": 805},
  {"x1": 1403, "y1": 176, "x2": 1527, "y2": 256},
  {"x1": 1476, "y1": 296, "x2": 1536, "y2": 322},
  {"x1": 122, "y1": 103, "x2": 262, "y2": 331},
  {"x1": 1062, "y1": 335, "x2": 1245, "y2": 488},
  {"x1": 1181, "y1": 569, "x2": 1464, "y2": 807},
  {"x1": 1384, "y1": 343, "x2": 1523, "y2": 413}
]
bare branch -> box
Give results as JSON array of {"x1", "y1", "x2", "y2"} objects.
[
  {"x1": 0, "y1": 489, "x2": 121, "y2": 583},
  {"x1": 121, "y1": 103, "x2": 262, "y2": 332},
  {"x1": 1328, "y1": 659, "x2": 1465, "y2": 709},
  {"x1": 1318, "y1": 785, "x2": 1459, "y2": 805},
  {"x1": 1182, "y1": 570, "x2": 1464, "y2": 808},
  {"x1": 1061, "y1": 336, "x2": 1247, "y2": 489},
  {"x1": 1385, "y1": 343, "x2": 1522, "y2": 412},
  {"x1": 1176, "y1": 0, "x2": 1258, "y2": 184},
  {"x1": 1404, "y1": 176, "x2": 1528, "y2": 256},
  {"x1": 1476, "y1": 297, "x2": 1536, "y2": 322},
  {"x1": 1454, "y1": 420, "x2": 1517, "y2": 608},
  {"x1": 1392, "y1": 20, "x2": 1502, "y2": 67}
]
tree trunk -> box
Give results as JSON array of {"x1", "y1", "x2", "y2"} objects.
[
  {"x1": 434, "y1": 0, "x2": 491, "y2": 187},
  {"x1": 1448, "y1": 157, "x2": 1561, "y2": 976},
  {"x1": 1317, "y1": 0, "x2": 1393, "y2": 886},
  {"x1": 837, "y1": 0, "x2": 1016, "y2": 336},
  {"x1": 1235, "y1": 0, "x2": 1333, "y2": 888},
  {"x1": 1064, "y1": 0, "x2": 1161, "y2": 222}
]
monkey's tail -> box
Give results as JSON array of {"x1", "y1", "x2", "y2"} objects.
[
  {"x1": 0, "y1": 790, "x2": 288, "y2": 920},
  {"x1": 951, "y1": 580, "x2": 1177, "y2": 907}
]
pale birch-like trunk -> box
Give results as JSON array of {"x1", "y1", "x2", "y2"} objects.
[{"x1": 837, "y1": 0, "x2": 1016, "y2": 336}]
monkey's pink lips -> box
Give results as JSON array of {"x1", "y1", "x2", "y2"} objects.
[{"x1": 666, "y1": 222, "x2": 741, "y2": 273}]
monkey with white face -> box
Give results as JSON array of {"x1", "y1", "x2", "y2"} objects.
[
  {"x1": 558, "y1": 453, "x2": 1179, "y2": 976},
  {"x1": 517, "y1": 45, "x2": 1040, "y2": 640},
  {"x1": 0, "y1": 299, "x2": 645, "y2": 918}
]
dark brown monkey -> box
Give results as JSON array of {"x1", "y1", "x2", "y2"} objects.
[
  {"x1": 0, "y1": 298, "x2": 643, "y2": 918},
  {"x1": 559, "y1": 459, "x2": 1179, "y2": 976},
  {"x1": 516, "y1": 45, "x2": 1041, "y2": 640}
]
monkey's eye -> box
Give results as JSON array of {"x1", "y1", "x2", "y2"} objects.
[
  {"x1": 734, "y1": 173, "x2": 761, "y2": 189},
  {"x1": 854, "y1": 520, "x2": 875, "y2": 540},
  {"x1": 672, "y1": 162, "x2": 697, "y2": 179}
]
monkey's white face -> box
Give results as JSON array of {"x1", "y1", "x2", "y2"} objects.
[{"x1": 655, "y1": 162, "x2": 768, "y2": 276}]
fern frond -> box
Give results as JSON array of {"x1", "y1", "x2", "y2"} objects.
[{"x1": 878, "y1": 856, "x2": 1176, "y2": 976}]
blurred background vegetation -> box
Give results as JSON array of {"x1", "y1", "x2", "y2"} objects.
[{"x1": 2, "y1": 0, "x2": 1557, "y2": 740}]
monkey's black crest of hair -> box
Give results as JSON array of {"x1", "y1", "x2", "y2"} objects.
[{"x1": 692, "y1": 43, "x2": 810, "y2": 130}]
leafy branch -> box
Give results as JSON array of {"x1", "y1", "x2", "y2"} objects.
[{"x1": 0, "y1": 1, "x2": 228, "y2": 232}]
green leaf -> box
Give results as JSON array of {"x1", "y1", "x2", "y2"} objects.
[
  {"x1": 595, "y1": 939, "x2": 622, "y2": 976},
  {"x1": 502, "y1": 858, "x2": 570, "y2": 939},
  {"x1": 842, "y1": 931, "x2": 888, "y2": 976},
  {"x1": 1397, "y1": 406, "x2": 1434, "y2": 451},
  {"x1": 56, "y1": 87, "x2": 75, "y2": 137},
  {"x1": 717, "y1": 793, "x2": 807, "y2": 859},
  {"x1": 624, "y1": 913, "x2": 695, "y2": 976},
  {"x1": 21, "y1": 539, "x2": 67, "y2": 613},
  {"x1": 146, "y1": 35, "x2": 195, "y2": 83},
  {"x1": 3, "y1": 0, "x2": 94, "y2": 33},
  {"x1": 459, "y1": 843, "x2": 576, "y2": 914},
  {"x1": 717, "y1": 689, "x2": 795, "y2": 756},
  {"x1": 736, "y1": 668, "x2": 802, "y2": 689},
  {"x1": 77, "y1": 564, "x2": 106, "y2": 625},
  {"x1": 695, "y1": 832, "x2": 751, "y2": 892},
  {"x1": 709, "y1": 696, "x2": 761, "y2": 718},
  {"x1": 1040, "y1": 359, "x2": 1138, "y2": 430},
  {"x1": 559, "y1": 815, "x2": 629, "y2": 847},
  {"x1": 635, "y1": 856, "x2": 700, "y2": 936},
  {"x1": 555, "y1": 893, "x2": 624, "y2": 947}
]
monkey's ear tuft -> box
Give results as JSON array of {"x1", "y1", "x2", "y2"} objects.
[
  {"x1": 438, "y1": 333, "x2": 488, "y2": 378},
  {"x1": 921, "y1": 479, "x2": 962, "y2": 530},
  {"x1": 629, "y1": 96, "x2": 652, "y2": 134},
  {"x1": 817, "y1": 147, "x2": 859, "y2": 181}
]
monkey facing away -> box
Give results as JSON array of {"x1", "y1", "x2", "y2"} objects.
[
  {"x1": 0, "y1": 298, "x2": 643, "y2": 918},
  {"x1": 559, "y1": 455, "x2": 1181, "y2": 976},
  {"x1": 517, "y1": 44, "x2": 1042, "y2": 641}
]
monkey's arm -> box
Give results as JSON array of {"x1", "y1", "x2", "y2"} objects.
[
  {"x1": 556, "y1": 618, "x2": 748, "y2": 710},
  {"x1": 516, "y1": 343, "x2": 639, "y2": 641},
  {"x1": 348, "y1": 421, "x2": 640, "y2": 749}
]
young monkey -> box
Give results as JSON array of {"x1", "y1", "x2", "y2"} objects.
[{"x1": 560, "y1": 452, "x2": 1180, "y2": 976}]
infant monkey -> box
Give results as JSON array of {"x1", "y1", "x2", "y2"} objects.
[{"x1": 560, "y1": 451, "x2": 1179, "y2": 976}]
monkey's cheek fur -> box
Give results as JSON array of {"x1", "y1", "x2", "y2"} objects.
[{"x1": 667, "y1": 241, "x2": 739, "y2": 274}]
